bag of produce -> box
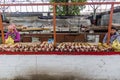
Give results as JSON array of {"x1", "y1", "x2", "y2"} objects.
[
  {"x1": 5, "y1": 36, "x2": 14, "y2": 45},
  {"x1": 112, "y1": 39, "x2": 120, "y2": 52},
  {"x1": 48, "y1": 38, "x2": 54, "y2": 44}
]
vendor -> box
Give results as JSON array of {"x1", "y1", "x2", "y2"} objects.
[
  {"x1": 103, "y1": 26, "x2": 120, "y2": 44},
  {"x1": 5, "y1": 24, "x2": 20, "y2": 42}
]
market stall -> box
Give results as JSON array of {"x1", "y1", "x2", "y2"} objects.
[{"x1": 0, "y1": 2, "x2": 120, "y2": 54}]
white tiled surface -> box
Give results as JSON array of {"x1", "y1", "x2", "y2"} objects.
[{"x1": 0, "y1": 55, "x2": 120, "y2": 79}]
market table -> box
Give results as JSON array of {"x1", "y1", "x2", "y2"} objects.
[{"x1": 0, "y1": 52, "x2": 119, "y2": 55}]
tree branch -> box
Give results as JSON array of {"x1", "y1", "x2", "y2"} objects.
[
  {"x1": 90, "y1": 5, "x2": 95, "y2": 9},
  {"x1": 90, "y1": 0, "x2": 96, "y2": 9},
  {"x1": 95, "y1": 0, "x2": 106, "y2": 10}
]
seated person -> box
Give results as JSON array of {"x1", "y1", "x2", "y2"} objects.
[
  {"x1": 103, "y1": 26, "x2": 120, "y2": 44},
  {"x1": 5, "y1": 24, "x2": 20, "y2": 42}
]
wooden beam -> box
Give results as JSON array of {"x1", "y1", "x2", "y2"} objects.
[
  {"x1": 0, "y1": 14, "x2": 5, "y2": 44},
  {"x1": 0, "y1": 2, "x2": 120, "y2": 7},
  {"x1": 53, "y1": 3, "x2": 56, "y2": 47},
  {"x1": 107, "y1": 3, "x2": 114, "y2": 44}
]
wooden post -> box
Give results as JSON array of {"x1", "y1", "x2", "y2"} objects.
[
  {"x1": 107, "y1": 3, "x2": 114, "y2": 44},
  {"x1": 0, "y1": 14, "x2": 5, "y2": 44},
  {"x1": 53, "y1": 3, "x2": 56, "y2": 47}
]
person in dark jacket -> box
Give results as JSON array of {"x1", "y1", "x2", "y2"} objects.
[{"x1": 103, "y1": 26, "x2": 120, "y2": 44}]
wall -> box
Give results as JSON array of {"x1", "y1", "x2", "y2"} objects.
[{"x1": 101, "y1": 12, "x2": 120, "y2": 26}]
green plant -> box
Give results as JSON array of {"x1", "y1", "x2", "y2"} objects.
[{"x1": 50, "y1": 0, "x2": 86, "y2": 16}]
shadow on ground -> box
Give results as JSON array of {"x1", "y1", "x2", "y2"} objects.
[{"x1": 13, "y1": 74, "x2": 88, "y2": 80}]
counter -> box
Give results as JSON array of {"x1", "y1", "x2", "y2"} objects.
[
  {"x1": 21, "y1": 33, "x2": 106, "y2": 42},
  {"x1": 0, "y1": 51, "x2": 119, "y2": 55}
]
